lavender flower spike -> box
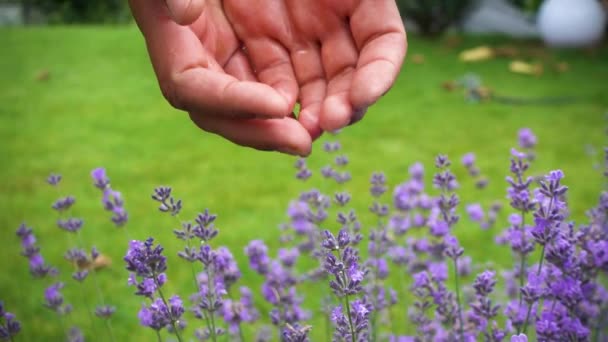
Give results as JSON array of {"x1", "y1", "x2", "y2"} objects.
[
  {"x1": 47, "y1": 173, "x2": 62, "y2": 186},
  {"x1": 510, "y1": 333, "x2": 528, "y2": 342},
  {"x1": 0, "y1": 302, "x2": 21, "y2": 340},
  {"x1": 91, "y1": 167, "x2": 110, "y2": 190}
]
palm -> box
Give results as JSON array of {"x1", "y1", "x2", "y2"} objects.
[
  {"x1": 224, "y1": 0, "x2": 406, "y2": 135},
  {"x1": 129, "y1": 0, "x2": 405, "y2": 155}
]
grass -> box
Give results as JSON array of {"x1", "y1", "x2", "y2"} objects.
[{"x1": 0, "y1": 26, "x2": 606, "y2": 341}]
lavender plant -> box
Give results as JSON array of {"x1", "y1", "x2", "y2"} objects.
[
  {"x1": 8, "y1": 127, "x2": 608, "y2": 342},
  {"x1": 0, "y1": 302, "x2": 21, "y2": 341}
]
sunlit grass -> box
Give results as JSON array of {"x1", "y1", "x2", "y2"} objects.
[{"x1": 0, "y1": 26, "x2": 606, "y2": 340}]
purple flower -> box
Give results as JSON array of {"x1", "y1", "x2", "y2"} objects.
[
  {"x1": 278, "y1": 248, "x2": 299, "y2": 268},
  {"x1": 57, "y1": 218, "x2": 84, "y2": 233},
  {"x1": 245, "y1": 240, "x2": 270, "y2": 274},
  {"x1": 429, "y1": 262, "x2": 448, "y2": 282},
  {"x1": 430, "y1": 219, "x2": 450, "y2": 237},
  {"x1": 457, "y1": 256, "x2": 472, "y2": 276},
  {"x1": 511, "y1": 148, "x2": 527, "y2": 159},
  {"x1": 287, "y1": 201, "x2": 313, "y2": 234},
  {"x1": 466, "y1": 203, "x2": 485, "y2": 223},
  {"x1": 102, "y1": 188, "x2": 128, "y2": 226},
  {"x1": 335, "y1": 155, "x2": 349, "y2": 167},
  {"x1": 151, "y1": 186, "x2": 181, "y2": 216},
  {"x1": 95, "y1": 305, "x2": 116, "y2": 319},
  {"x1": 295, "y1": 158, "x2": 312, "y2": 180},
  {"x1": 138, "y1": 298, "x2": 172, "y2": 331},
  {"x1": 91, "y1": 167, "x2": 109, "y2": 190},
  {"x1": 44, "y1": 283, "x2": 71, "y2": 314},
  {"x1": 16, "y1": 224, "x2": 57, "y2": 278},
  {"x1": 473, "y1": 270, "x2": 497, "y2": 297},
  {"x1": 282, "y1": 324, "x2": 311, "y2": 342},
  {"x1": 518, "y1": 128, "x2": 537, "y2": 149},
  {"x1": 370, "y1": 172, "x2": 387, "y2": 197},
  {"x1": 47, "y1": 173, "x2": 62, "y2": 186},
  {"x1": 0, "y1": 302, "x2": 21, "y2": 340},
  {"x1": 124, "y1": 238, "x2": 167, "y2": 281},
  {"x1": 462, "y1": 153, "x2": 476, "y2": 168},
  {"x1": 413, "y1": 271, "x2": 430, "y2": 288},
  {"x1": 444, "y1": 235, "x2": 464, "y2": 260},
  {"x1": 221, "y1": 287, "x2": 259, "y2": 334},
  {"x1": 323, "y1": 141, "x2": 341, "y2": 153},
  {"x1": 331, "y1": 300, "x2": 371, "y2": 341},
  {"x1": 68, "y1": 326, "x2": 84, "y2": 342},
  {"x1": 193, "y1": 210, "x2": 219, "y2": 242},
  {"x1": 510, "y1": 333, "x2": 528, "y2": 342},
  {"x1": 52, "y1": 196, "x2": 75, "y2": 212}
]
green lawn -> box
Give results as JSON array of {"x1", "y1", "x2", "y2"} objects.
[{"x1": 0, "y1": 26, "x2": 606, "y2": 341}]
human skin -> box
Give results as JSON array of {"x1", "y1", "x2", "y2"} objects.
[{"x1": 129, "y1": 0, "x2": 407, "y2": 156}]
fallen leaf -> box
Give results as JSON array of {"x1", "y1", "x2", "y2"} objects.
[
  {"x1": 444, "y1": 35, "x2": 463, "y2": 49},
  {"x1": 509, "y1": 60, "x2": 543, "y2": 76},
  {"x1": 36, "y1": 70, "x2": 51, "y2": 81},
  {"x1": 554, "y1": 62, "x2": 569, "y2": 73},
  {"x1": 442, "y1": 81, "x2": 457, "y2": 91},
  {"x1": 411, "y1": 53, "x2": 425, "y2": 64},
  {"x1": 459, "y1": 46, "x2": 495, "y2": 62},
  {"x1": 75, "y1": 254, "x2": 112, "y2": 271}
]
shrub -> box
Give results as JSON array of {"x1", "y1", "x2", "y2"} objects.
[
  {"x1": 5, "y1": 128, "x2": 608, "y2": 341},
  {"x1": 26, "y1": 0, "x2": 131, "y2": 24},
  {"x1": 396, "y1": 0, "x2": 476, "y2": 37}
]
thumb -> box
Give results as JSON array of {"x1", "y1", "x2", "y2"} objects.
[{"x1": 164, "y1": 0, "x2": 205, "y2": 25}]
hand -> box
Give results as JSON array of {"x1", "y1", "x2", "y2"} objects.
[
  {"x1": 129, "y1": 0, "x2": 406, "y2": 156},
  {"x1": 129, "y1": 0, "x2": 312, "y2": 156},
  {"x1": 223, "y1": 0, "x2": 407, "y2": 135}
]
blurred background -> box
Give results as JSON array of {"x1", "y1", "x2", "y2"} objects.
[{"x1": 1, "y1": 0, "x2": 607, "y2": 341}]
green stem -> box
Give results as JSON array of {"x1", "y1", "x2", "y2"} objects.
[
  {"x1": 204, "y1": 266, "x2": 218, "y2": 342},
  {"x1": 103, "y1": 318, "x2": 116, "y2": 342},
  {"x1": 156, "y1": 330, "x2": 162, "y2": 342},
  {"x1": 58, "y1": 314, "x2": 69, "y2": 341},
  {"x1": 325, "y1": 307, "x2": 331, "y2": 342},
  {"x1": 79, "y1": 282, "x2": 97, "y2": 335},
  {"x1": 75, "y1": 230, "x2": 116, "y2": 342},
  {"x1": 518, "y1": 210, "x2": 526, "y2": 307},
  {"x1": 343, "y1": 296, "x2": 356, "y2": 342},
  {"x1": 156, "y1": 286, "x2": 184, "y2": 342},
  {"x1": 453, "y1": 258, "x2": 464, "y2": 342},
  {"x1": 238, "y1": 324, "x2": 245, "y2": 342},
  {"x1": 520, "y1": 245, "x2": 546, "y2": 334}
]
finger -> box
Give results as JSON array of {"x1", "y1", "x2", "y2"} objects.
[
  {"x1": 224, "y1": 49, "x2": 258, "y2": 82},
  {"x1": 319, "y1": 25, "x2": 359, "y2": 132},
  {"x1": 243, "y1": 37, "x2": 299, "y2": 112},
  {"x1": 130, "y1": 0, "x2": 291, "y2": 119},
  {"x1": 348, "y1": 0, "x2": 407, "y2": 109},
  {"x1": 291, "y1": 42, "x2": 326, "y2": 140},
  {"x1": 164, "y1": 0, "x2": 205, "y2": 25},
  {"x1": 189, "y1": 114, "x2": 313, "y2": 156},
  {"x1": 320, "y1": 68, "x2": 355, "y2": 132},
  {"x1": 174, "y1": 68, "x2": 293, "y2": 119}
]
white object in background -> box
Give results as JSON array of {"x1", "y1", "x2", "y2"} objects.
[
  {"x1": 538, "y1": 0, "x2": 607, "y2": 47},
  {"x1": 462, "y1": 0, "x2": 539, "y2": 37}
]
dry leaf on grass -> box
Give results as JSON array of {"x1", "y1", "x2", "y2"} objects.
[
  {"x1": 411, "y1": 53, "x2": 426, "y2": 64},
  {"x1": 459, "y1": 46, "x2": 495, "y2": 62},
  {"x1": 509, "y1": 60, "x2": 544, "y2": 76},
  {"x1": 35, "y1": 70, "x2": 51, "y2": 82},
  {"x1": 75, "y1": 254, "x2": 112, "y2": 271}
]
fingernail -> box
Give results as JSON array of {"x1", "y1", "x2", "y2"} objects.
[
  {"x1": 349, "y1": 106, "x2": 368, "y2": 125},
  {"x1": 277, "y1": 146, "x2": 302, "y2": 156}
]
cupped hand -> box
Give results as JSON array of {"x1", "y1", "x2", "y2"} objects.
[
  {"x1": 129, "y1": 0, "x2": 312, "y2": 156},
  {"x1": 223, "y1": 0, "x2": 407, "y2": 135},
  {"x1": 129, "y1": 0, "x2": 406, "y2": 156}
]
